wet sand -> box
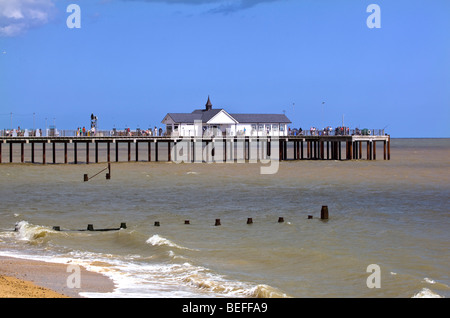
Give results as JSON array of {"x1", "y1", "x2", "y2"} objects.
[{"x1": 0, "y1": 256, "x2": 116, "y2": 298}]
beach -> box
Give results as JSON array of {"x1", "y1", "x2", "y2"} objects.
[{"x1": 0, "y1": 256, "x2": 115, "y2": 298}]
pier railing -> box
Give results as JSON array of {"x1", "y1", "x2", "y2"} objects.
[{"x1": 1, "y1": 127, "x2": 386, "y2": 138}]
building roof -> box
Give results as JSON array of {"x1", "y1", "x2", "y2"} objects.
[
  {"x1": 162, "y1": 97, "x2": 292, "y2": 124},
  {"x1": 231, "y1": 113, "x2": 291, "y2": 124}
]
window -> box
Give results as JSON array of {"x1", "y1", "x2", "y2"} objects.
[
  {"x1": 272, "y1": 124, "x2": 278, "y2": 131},
  {"x1": 265, "y1": 124, "x2": 271, "y2": 131},
  {"x1": 258, "y1": 124, "x2": 264, "y2": 131},
  {"x1": 280, "y1": 125, "x2": 285, "y2": 131}
]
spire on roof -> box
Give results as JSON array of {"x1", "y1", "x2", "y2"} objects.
[{"x1": 205, "y1": 95, "x2": 212, "y2": 111}]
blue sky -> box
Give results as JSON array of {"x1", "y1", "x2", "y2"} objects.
[{"x1": 0, "y1": 0, "x2": 449, "y2": 137}]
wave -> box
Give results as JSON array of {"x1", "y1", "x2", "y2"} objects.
[
  {"x1": 180, "y1": 264, "x2": 289, "y2": 298},
  {"x1": 146, "y1": 234, "x2": 197, "y2": 251},
  {"x1": 13, "y1": 220, "x2": 57, "y2": 243},
  {"x1": 412, "y1": 288, "x2": 443, "y2": 298}
]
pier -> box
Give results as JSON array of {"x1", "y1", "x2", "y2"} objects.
[{"x1": 0, "y1": 134, "x2": 390, "y2": 164}]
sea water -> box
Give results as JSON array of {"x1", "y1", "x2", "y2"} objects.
[{"x1": 0, "y1": 138, "x2": 448, "y2": 298}]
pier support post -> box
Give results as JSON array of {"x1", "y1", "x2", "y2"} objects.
[
  {"x1": 9, "y1": 142, "x2": 12, "y2": 163},
  {"x1": 31, "y1": 142, "x2": 34, "y2": 163},
  {"x1": 168, "y1": 141, "x2": 171, "y2": 162},
  {"x1": 107, "y1": 142, "x2": 111, "y2": 163},
  {"x1": 359, "y1": 141, "x2": 362, "y2": 159},
  {"x1": 74, "y1": 142, "x2": 78, "y2": 164},
  {"x1": 136, "y1": 141, "x2": 139, "y2": 162},
  {"x1": 64, "y1": 142, "x2": 68, "y2": 164},
  {"x1": 128, "y1": 141, "x2": 131, "y2": 162},
  {"x1": 0, "y1": 142, "x2": 2, "y2": 163},
  {"x1": 42, "y1": 142, "x2": 46, "y2": 164},
  {"x1": 387, "y1": 136, "x2": 391, "y2": 160},
  {"x1": 300, "y1": 140, "x2": 303, "y2": 159},
  {"x1": 95, "y1": 141, "x2": 99, "y2": 163},
  {"x1": 373, "y1": 141, "x2": 376, "y2": 160},
  {"x1": 21, "y1": 142, "x2": 24, "y2": 163},
  {"x1": 86, "y1": 142, "x2": 90, "y2": 164},
  {"x1": 52, "y1": 142, "x2": 56, "y2": 164}
]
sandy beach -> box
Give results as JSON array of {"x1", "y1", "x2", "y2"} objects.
[{"x1": 0, "y1": 256, "x2": 116, "y2": 298}]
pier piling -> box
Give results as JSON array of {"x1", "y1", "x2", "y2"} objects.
[{"x1": 0, "y1": 134, "x2": 390, "y2": 165}]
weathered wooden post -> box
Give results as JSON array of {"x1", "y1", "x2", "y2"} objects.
[
  {"x1": 278, "y1": 217, "x2": 284, "y2": 223},
  {"x1": 320, "y1": 205, "x2": 329, "y2": 220},
  {"x1": 215, "y1": 219, "x2": 221, "y2": 226},
  {"x1": 247, "y1": 218, "x2": 253, "y2": 224}
]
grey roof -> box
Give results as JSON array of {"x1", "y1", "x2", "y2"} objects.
[
  {"x1": 231, "y1": 113, "x2": 291, "y2": 124},
  {"x1": 165, "y1": 113, "x2": 200, "y2": 123},
  {"x1": 164, "y1": 109, "x2": 291, "y2": 124}
]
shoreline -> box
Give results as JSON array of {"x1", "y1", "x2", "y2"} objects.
[{"x1": 0, "y1": 255, "x2": 116, "y2": 298}]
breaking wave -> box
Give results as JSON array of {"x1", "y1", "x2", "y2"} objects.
[{"x1": 146, "y1": 234, "x2": 197, "y2": 251}]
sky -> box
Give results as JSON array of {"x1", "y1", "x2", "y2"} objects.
[{"x1": 0, "y1": 0, "x2": 449, "y2": 137}]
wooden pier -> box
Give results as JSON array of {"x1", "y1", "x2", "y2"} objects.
[{"x1": 0, "y1": 135, "x2": 390, "y2": 164}]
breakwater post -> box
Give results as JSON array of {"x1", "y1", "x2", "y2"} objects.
[{"x1": 321, "y1": 206, "x2": 329, "y2": 220}]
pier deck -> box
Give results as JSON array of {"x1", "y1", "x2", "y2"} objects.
[{"x1": 0, "y1": 135, "x2": 390, "y2": 164}]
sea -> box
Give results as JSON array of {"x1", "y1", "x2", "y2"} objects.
[{"x1": 0, "y1": 138, "x2": 448, "y2": 298}]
